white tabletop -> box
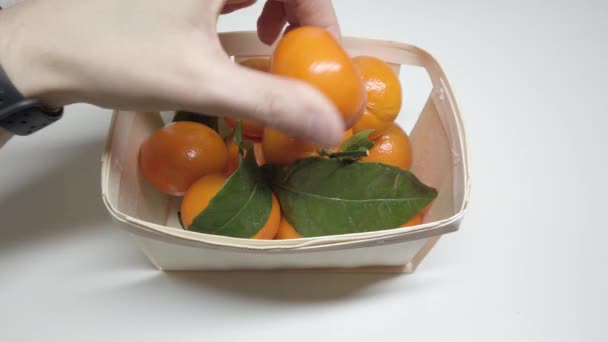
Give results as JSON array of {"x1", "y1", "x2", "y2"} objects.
[{"x1": 1, "y1": 1, "x2": 606, "y2": 341}]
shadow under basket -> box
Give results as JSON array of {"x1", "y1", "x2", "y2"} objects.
[{"x1": 101, "y1": 32, "x2": 471, "y2": 272}]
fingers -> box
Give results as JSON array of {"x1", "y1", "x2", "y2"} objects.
[
  {"x1": 283, "y1": 0, "x2": 340, "y2": 38},
  {"x1": 190, "y1": 62, "x2": 344, "y2": 147},
  {"x1": 221, "y1": 0, "x2": 257, "y2": 14},
  {"x1": 257, "y1": 0, "x2": 286, "y2": 45},
  {"x1": 257, "y1": 0, "x2": 340, "y2": 45}
]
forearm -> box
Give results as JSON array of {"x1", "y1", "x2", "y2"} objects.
[
  {"x1": 0, "y1": 0, "x2": 344, "y2": 146},
  {"x1": 0, "y1": 4, "x2": 56, "y2": 144},
  {"x1": 0, "y1": 5, "x2": 22, "y2": 91},
  {"x1": 0, "y1": 3, "x2": 67, "y2": 108}
]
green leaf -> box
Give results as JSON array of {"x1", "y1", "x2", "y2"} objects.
[
  {"x1": 340, "y1": 129, "x2": 375, "y2": 153},
  {"x1": 263, "y1": 158, "x2": 437, "y2": 237},
  {"x1": 318, "y1": 129, "x2": 374, "y2": 161},
  {"x1": 173, "y1": 111, "x2": 219, "y2": 132},
  {"x1": 233, "y1": 119, "x2": 245, "y2": 158},
  {"x1": 188, "y1": 150, "x2": 272, "y2": 238}
]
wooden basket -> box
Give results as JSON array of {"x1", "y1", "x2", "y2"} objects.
[{"x1": 101, "y1": 32, "x2": 470, "y2": 272}]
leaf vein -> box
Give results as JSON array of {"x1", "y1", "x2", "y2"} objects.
[
  {"x1": 275, "y1": 184, "x2": 432, "y2": 203},
  {"x1": 210, "y1": 182, "x2": 260, "y2": 235}
]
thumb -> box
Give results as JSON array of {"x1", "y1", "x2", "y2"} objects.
[{"x1": 192, "y1": 63, "x2": 345, "y2": 148}]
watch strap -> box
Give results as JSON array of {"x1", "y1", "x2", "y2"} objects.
[{"x1": 0, "y1": 65, "x2": 63, "y2": 136}]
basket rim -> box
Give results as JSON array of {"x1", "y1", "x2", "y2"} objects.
[{"x1": 100, "y1": 32, "x2": 470, "y2": 252}]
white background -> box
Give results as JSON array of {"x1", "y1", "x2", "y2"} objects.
[{"x1": 1, "y1": 0, "x2": 607, "y2": 341}]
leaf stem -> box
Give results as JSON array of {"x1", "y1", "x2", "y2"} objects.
[
  {"x1": 320, "y1": 149, "x2": 369, "y2": 160},
  {"x1": 234, "y1": 119, "x2": 246, "y2": 157}
]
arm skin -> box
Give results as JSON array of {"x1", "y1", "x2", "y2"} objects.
[{"x1": 0, "y1": 0, "x2": 344, "y2": 147}]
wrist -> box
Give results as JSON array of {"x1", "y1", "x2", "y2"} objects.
[{"x1": 0, "y1": 6, "x2": 70, "y2": 109}]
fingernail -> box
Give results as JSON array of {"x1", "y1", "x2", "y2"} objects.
[{"x1": 312, "y1": 113, "x2": 344, "y2": 149}]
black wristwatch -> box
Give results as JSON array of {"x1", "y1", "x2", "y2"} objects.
[{"x1": 0, "y1": 64, "x2": 63, "y2": 136}]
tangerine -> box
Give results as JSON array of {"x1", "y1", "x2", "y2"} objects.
[
  {"x1": 401, "y1": 213, "x2": 423, "y2": 228},
  {"x1": 271, "y1": 26, "x2": 366, "y2": 127},
  {"x1": 180, "y1": 173, "x2": 281, "y2": 239},
  {"x1": 276, "y1": 217, "x2": 303, "y2": 239},
  {"x1": 252, "y1": 193, "x2": 281, "y2": 239},
  {"x1": 361, "y1": 123, "x2": 412, "y2": 170},
  {"x1": 139, "y1": 122, "x2": 227, "y2": 196},
  {"x1": 351, "y1": 56, "x2": 402, "y2": 139},
  {"x1": 262, "y1": 127, "x2": 317, "y2": 165},
  {"x1": 420, "y1": 202, "x2": 433, "y2": 216},
  {"x1": 226, "y1": 138, "x2": 266, "y2": 174},
  {"x1": 224, "y1": 117, "x2": 264, "y2": 142}
]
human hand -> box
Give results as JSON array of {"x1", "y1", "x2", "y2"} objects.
[
  {"x1": 0, "y1": 0, "x2": 344, "y2": 146},
  {"x1": 256, "y1": 0, "x2": 340, "y2": 44}
]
